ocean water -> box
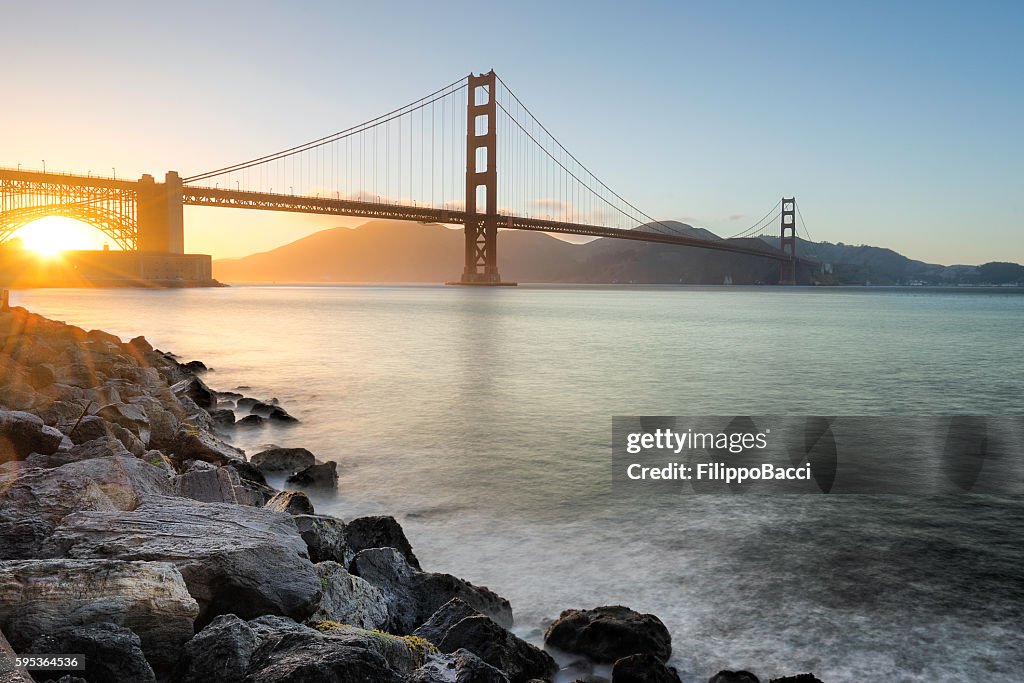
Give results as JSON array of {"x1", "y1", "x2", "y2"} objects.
[{"x1": 14, "y1": 284, "x2": 1024, "y2": 682}]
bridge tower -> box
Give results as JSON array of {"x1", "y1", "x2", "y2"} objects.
[
  {"x1": 779, "y1": 196, "x2": 797, "y2": 285},
  {"x1": 456, "y1": 71, "x2": 514, "y2": 285},
  {"x1": 137, "y1": 171, "x2": 185, "y2": 254}
]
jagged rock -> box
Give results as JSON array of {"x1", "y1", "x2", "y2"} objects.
[
  {"x1": 174, "y1": 465, "x2": 274, "y2": 506},
  {"x1": 69, "y1": 415, "x2": 109, "y2": 444},
  {"x1": 174, "y1": 614, "x2": 258, "y2": 683},
  {"x1": 108, "y1": 421, "x2": 146, "y2": 456},
  {"x1": 309, "y1": 561, "x2": 389, "y2": 630},
  {"x1": 86, "y1": 329, "x2": 122, "y2": 346},
  {"x1": 0, "y1": 627, "x2": 33, "y2": 683},
  {"x1": 236, "y1": 397, "x2": 259, "y2": 411},
  {"x1": 0, "y1": 383, "x2": 41, "y2": 411},
  {"x1": 544, "y1": 606, "x2": 671, "y2": 663},
  {"x1": 210, "y1": 408, "x2": 236, "y2": 427},
  {"x1": 351, "y1": 547, "x2": 512, "y2": 634},
  {"x1": 0, "y1": 455, "x2": 172, "y2": 558},
  {"x1": 227, "y1": 460, "x2": 268, "y2": 485},
  {"x1": 710, "y1": 671, "x2": 760, "y2": 683},
  {"x1": 286, "y1": 461, "x2": 338, "y2": 489},
  {"x1": 345, "y1": 515, "x2": 421, "y2": 570},
  {"x1": 265, "y1": 490, "x2": 315, "y2": 515},
  {"x1": 67, "y1": 435, "x2": 133, "y2": 461},
  {"x1": 406, "y1": 649, "x2": 511, "y2": 683},
  {"x1": 128, "y1": 335, "x2": 154, "y2": 353},
  {"x1": 252, "y1": 446, "x2": 316, "y2": 474},
  {"x1": 250, "y1": 401, "x2": 275, "y2": 416},
  {"x1": 217, "y1": 390, "x2": 244, "y2": 401},
  {"x1": 0, "y1": 409, "x2": 64, "y2": 462},
  {"x1": 293, "y1": 514, "x2": 348, "y2": 564},
  {"x1": 0, "y1": 559, "x2": 197, "y2": 672},
  {"x1": 167, "y1": 428, "x2": 245, "y2": 468},
  {"x1": 413, "y1": 599, "x2": 556, "y2": 683},
  {"x1": 244, "y1": 634, "x2": 404, "y2": 683},
  {"x1": 142, "y1": 450, "x2": 175, "y2": 476},
  {"x1": 767, "y1": 675, "x2": 824, "y2": 683},
  {"x1": 267, "y1": 406, "x2": 298, "y2": 423},
  {"x1": 236, "y1": 414, "x2": 265, "y2": 426},
  {"x1": 96, "y1": 402, "x2": 150, "y2": 441},
  {"x1": 612, "y1": 654, "x2": 682, "y2": 682},
  {"x1": 27, "y1": 623, "x2": 156, "y2": 683},
  {"x1": 43, "y1": 497, "x2": 321, "y2": 625},
  {"x1": 171, "y1": 375, "x2": 216, "y2": 409}
]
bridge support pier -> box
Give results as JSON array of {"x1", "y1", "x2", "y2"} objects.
[
  {"x1": 137, "y1": 171, "x2": 184, "y2": 254},
  {"x1": 451, "y1": 71, "x2": 516, "y2": 286},
  {"x1": 779, "y1": 196, "x2": 797, "y2": 285}
]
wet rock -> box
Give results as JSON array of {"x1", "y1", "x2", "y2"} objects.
[
  {"x1": 267, "y1": 405, "x2": 298, "y2": 423},
  {"x1": 767, "y1": 675, "x2": 824, "y2": 683},
  {"x1": 613, "y1": 653, "x2": 682, "y2": 682},
  {"x1": 227, "y1": 460, "x2": 268, "y2": 486},
  {"x1": 0, "y1": 409, "x2": 64, "y2": 462},
  {"x1": 182, "y1": 360, "x2": 208, "y2": 374},
  {"x1": 265, "y1": 490, "x2": 315, "y2": 515},
  {"x1": 167, "y1": 428, "x2": 246, "y2": 468},
  {"x1": 544, "y1": 605, "x2": 672, "y2": 664},
  {"x1": 252, "y1": 446, "x2": 316, "y2": 474},
  {"x1": 27, "y1": 623, "x2": 156, "y2": 683},
  {"x1": 292, "y1": 514, "x2": 348, "y2": 564},
  {"x1": 345, "y1": 515, "x2": 421, "y2": 570},
  {"x1": 236, "y1": 414, "x2": 265, "y2": 427},
  {"x1": 244, "y1": 635, "x2": 404, "y2": 683},
  {"x1": 0, "y1": 559, "x2": 197, "y2": 672},
  {"x1": 351, "y1": 547, "x2": 512, "y2": 634},
  {"x1": 174, "y1": 614, "x2": 258, "y2": 683},
  {"x1": 413, "y1": 599, "x2": 556, "y2": 683},
  {"x1": 250, "y1": 401, "x2": 275, "y2": 416},
  {"x1": 217, "y1": 390, "x2": 244, "y2": 401},
  {"x1": 710, "y1": 671, "x2": 760, "y2": 683},
  {"x1": 308, "y1": 561, "x2": 389, "y2": 630},
  {"x1": 237, "y1": 397, "x2": 259, "y2": 411},
  {"x1": 407, "y1": 649, "x2": 511, "y2": 683},
  {"x1": 171, "y1": 375, "x2": 216, "y2": 409},
  {"x1": 286, "y1": 460, "x2": 338, "y2": 489},
  {"x1": 210, "y1": 407, "x2": 236, "y2": 427},
  {"x1": 43, "y1": 497, "x2": 321, "y2": 626}
]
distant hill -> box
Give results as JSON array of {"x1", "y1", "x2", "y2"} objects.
[{"x1": 213, "y1": 220, "x2": 1023, "y2": 286}]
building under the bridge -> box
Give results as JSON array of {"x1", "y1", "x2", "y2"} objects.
[{"x1": 0, "y1": 247, "x2": 217, "y2": 288}]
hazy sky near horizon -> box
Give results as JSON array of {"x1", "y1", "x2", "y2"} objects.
[{"x1": 1, "y1": 1, "x2": 1021, "y2": 264}]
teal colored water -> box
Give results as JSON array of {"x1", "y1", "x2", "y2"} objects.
[{"x1": 14, "y1": 285, "x2": 1024, "y2": 682}]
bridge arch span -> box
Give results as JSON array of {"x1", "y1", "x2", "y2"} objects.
[{"x1": 0, "y1": 204, "x2": 137, "y2": 251}]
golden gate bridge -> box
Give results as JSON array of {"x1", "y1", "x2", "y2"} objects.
[{"x1": 0, "y1": 71, "x2": 815, "y2": 285}]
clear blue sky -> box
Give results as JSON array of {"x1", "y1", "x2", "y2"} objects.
[{"x1": 1, "y1": 0, "x2": 1021, "y2": 263}]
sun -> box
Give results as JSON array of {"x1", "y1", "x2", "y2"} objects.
[{"x1": 13, "y1": 217, "x2": 111, "y2": 256}]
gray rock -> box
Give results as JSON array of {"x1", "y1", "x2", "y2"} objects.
[
  {"x1": 171, "y1": 375, "x2": 216, "y2": 409},
  {"x1": 167, "y1": 428, "x2": 246, "y2": 468},
  {"x1": 406, "y1": 649, "x2": 511, "y2": 683},
  {"x1": 266, "y1": 406, "x2": 298, "y2": 423},
  {"x1": 173, "y1": 465, "x2": 273, "y2": 506},
  {"x1": 286, "y1": 461, "x2": 338, "y2": 489},
  {"x1": 544, "y1": 605, "x2": 672, "y2": 664},
  {"x1": 345, "y1": 515, "x2": 421, "y2": 570},
  {"x1": 44, "y1": 497, "x2": 321, "y2": 625},
  {"x1": 414, "y1": 599, "x2": 556, "y2": 683},
  {"x1": 0, "y1": 409, "x2": 64, "y2": 462},
  {"x1": 351, "y1": 548, "x2": 512, "y2": 634},
  {"x1": 613, "y1": 654, "x2": 682, "y2": 682},
  {"x1": 766, "y1": 675, "x2": 823, "y2": 683},
  {"x1": 67, "y1": 435, "x2": 133, "y2": 461},
  {"x1": 28, "y1": 363, "x2": 56, "y2": 389},
  {"x1": 265, "y1": 490, "x2": 315, "y2": 515},
  {"x1": 175, "y1": 614, "x2": 258, "y2": 683},
  {"x1": 243, "y1": 637, "x2": 403, "y2": 683},
  {"x1": 308, "y1": 561, "x2": 389, "y2": 630},
  {"x1": 236, "y1": 397, "x2": 259, "y2": 412},
  {"x1": 251, "y1": 447, "x2": 316, "y2": 474},
  {"x1": 0, "y1": 455, "x2": 172, "y2": 558},
  {"x1": 27, "y1": 623, "x2": 156, "y2": 683},
  {"x1": 236, "y1": 414, "x2": 265, "y2": 427},
  {"x1": 108, "y1": 421, "x2": 146, "y2": 456},
  {"x1": 0, "y1": 559, "x2": 197, "y2": 672},
  {"x1": 95, "y1": 402, "x2": 149, "y2": 440},
  {"x1": 0, "y1": 627, "x2": 33, "y2": 683},
  {"x1": 68, "y1": 415, "x2": 109, "y2": 444},
  {"x1": 210, "y1": 408, "x2": 236, "y2": 427},
  {"x1": 292, "y1": 514, "x2": 348, "y2": 564}
]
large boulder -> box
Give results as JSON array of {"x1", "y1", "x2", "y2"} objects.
[
  {"x1": 167, "y1": 428, "x2": 246, "y2": 468},
  {"x1": 251, "y1": 447, "x2": 316, "y2": 475},
  {"x1": 0, "y1": 559, "x2": 197, "y2": 672},
  {"x1": 308, "y1": 561, "x2": 389, "y2": 630},
  {"x1": 413, "y1": 599, "x2": 556, "y2": 683},
  {"x1": 292, "y1": 514, "x2": 348, "y2": 564},
  {"x1": 767, "y1": 676, "x2": 824, "y2": 683},
  {"x1": 0, "y1": 455, "x2": 172, "y2": 559},
  {"x1": 406, "y1": 649, "x2": 511, "y2": 683},
  {"x1": 174, "y1": 615, "x2": 258, "y2": 683},
  {"x1": 95, "y1": 403, "x2": 150, "y2": 442},
  {"x1": 0, "y1": 628, "x2": 33, "y2": 683},
  {"x1": 68, "y1": 415, "x2": 110, "y2": 445},
  {"x1": 0, "y1": 410, "x2": 64, "y2": 462},
  {"x1": 265, "y1": 490, "x2": 315, "y2": 515},
  {"x1": 709, "y1": 671, "x2": 760, "y2": 683},
  {"x1": 544, "y1": 605, "x2": 672, "y2": 663},
  {"x1": 174, "y1": 464, "x2": 275, "y2": 506},
  {"x1": 43, "y1": 497, "x2": 321, "y2": 625},
  {"x1": 613, "y1": 654, "x2": 682, "y2": 682},
  {"x1": 344, "y1": 515, "x2": 421, "y2": 570},
  {"x1": 26, "y1": 623, "x2": 156, "y2": 683},
  {"x1": 171, "y1": 376, "x2": 216, "y2": 409},
  {"x1": 351, "y1": 547, "x2": 512, "y2": 634},
  {"x1": 286, "y1": 461, "x2": 338, "y2": 489}
]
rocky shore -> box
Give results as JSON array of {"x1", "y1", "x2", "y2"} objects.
[{"x1": 0, "y1": 305, "x2": 825, "y2": 683}]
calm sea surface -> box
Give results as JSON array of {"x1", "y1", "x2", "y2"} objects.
[{"x1": 14, "y1": 285, "x2": 1024, "y2": 682}]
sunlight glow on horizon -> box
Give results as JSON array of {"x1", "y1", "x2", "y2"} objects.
[{"x1": 12, "y1": 217, "x2": 114, "y2": 256}]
